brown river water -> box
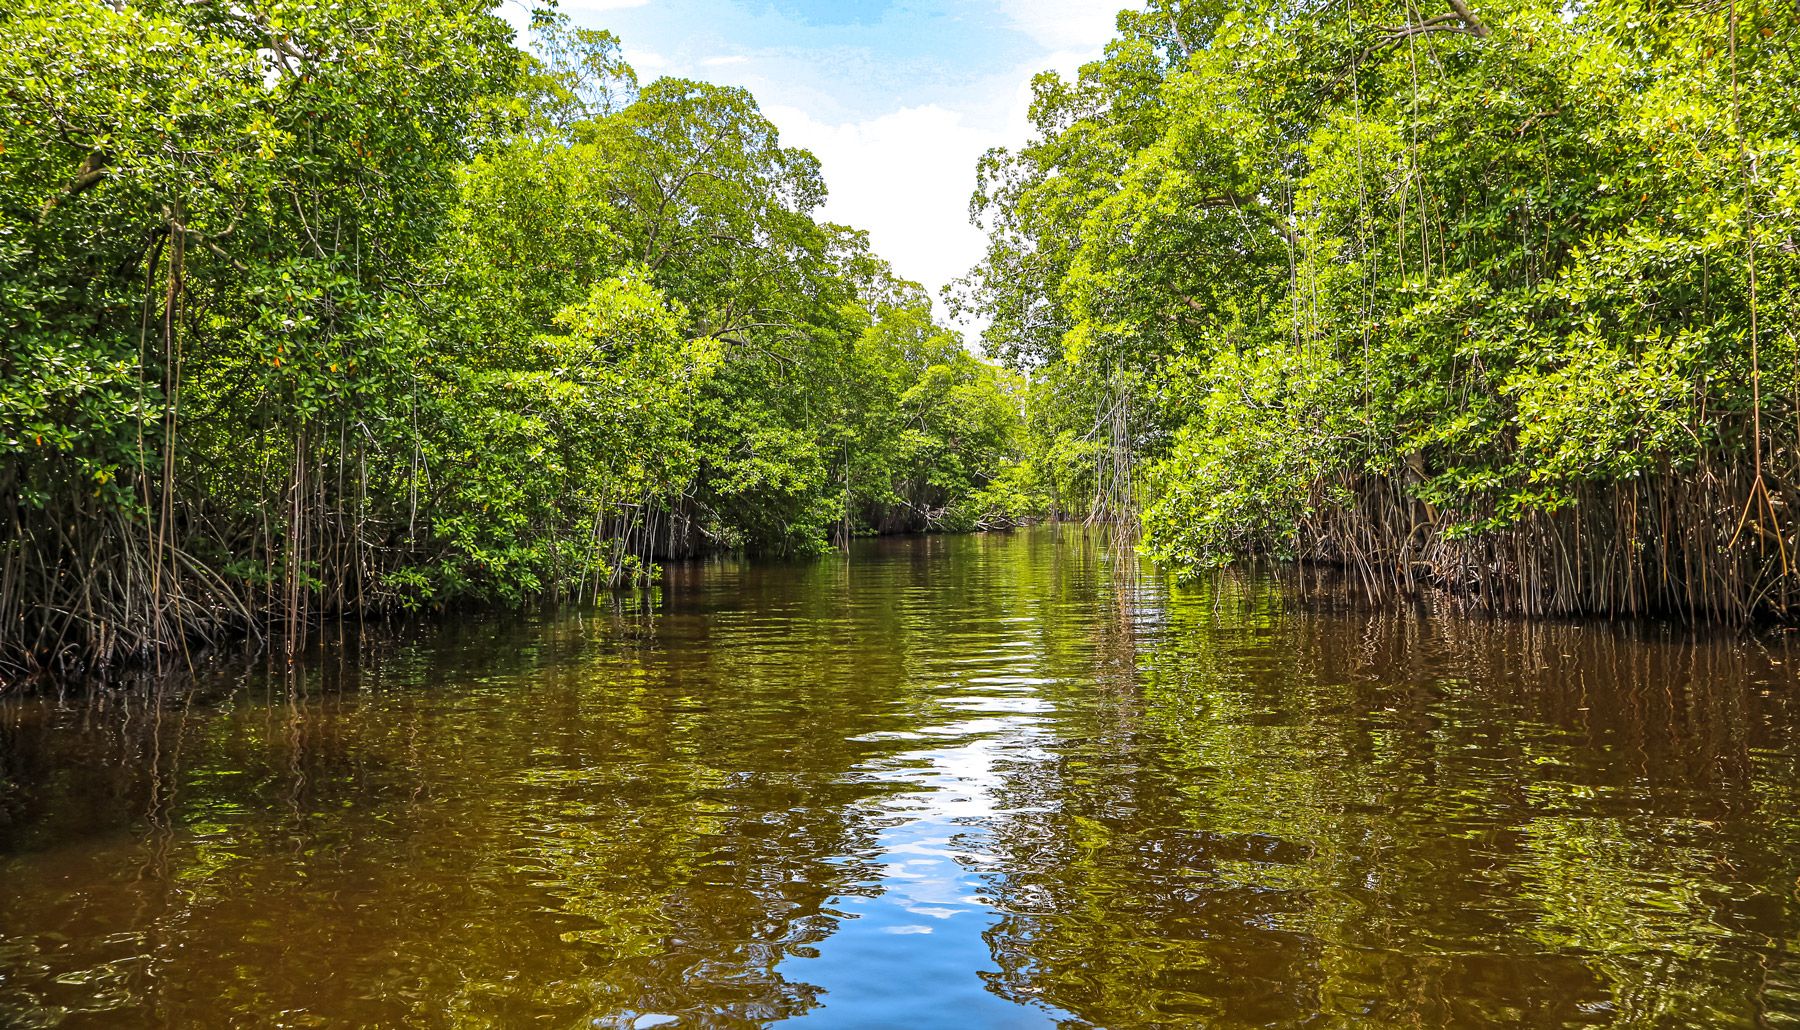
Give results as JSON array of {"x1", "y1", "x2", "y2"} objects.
[{"x1": 2, "y1": 528, "x2": 1799, "y2": 1027}]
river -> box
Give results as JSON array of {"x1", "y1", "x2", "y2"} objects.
[{"x1": 3, "y1": 529, "x2": 1798, "y2": 1027}]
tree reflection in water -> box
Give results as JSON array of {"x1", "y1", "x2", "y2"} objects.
[
  {"x1": 977, "y1": 561, "x2": 1800, "y2": 1027},
  {"x1": 3, "y1": 531, "x2": 1798, "y2": 1027}
]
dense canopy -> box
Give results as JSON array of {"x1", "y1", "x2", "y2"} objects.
[
  {"x1": 960, "y1": 0, "x2": 1798, "y2": 621},
  {"x1": 0, "y1": 1, "x2": 1037, "y2": 675}
]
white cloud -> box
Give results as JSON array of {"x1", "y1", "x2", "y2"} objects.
[
  {"x1": 993, "y1": 0, "x2": 1123, "y2": 52},
  {"x1": 630, "y1": 48, "x2": 671, "y2": 73},
  {"x1": 699, "y1": 54, "x2": 750, "y2": 66},
  {"x1": 762, "y1": 33, "x2": 1121, "y2": 342},
  {"x1": 583, "y1": 0, "x2": 649, "y2": 9},
  {"x1": 767, "y1": 103, "x2": 993, "y2": 315}
]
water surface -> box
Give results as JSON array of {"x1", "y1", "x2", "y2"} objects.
[{"x1": 3, "y1": 530, "x2": 1799, "y2": 1026}]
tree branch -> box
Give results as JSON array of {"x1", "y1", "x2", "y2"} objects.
[
  {"x1": 36, "y1": 153, "x2": 108, "y2": 223},
  {"x1": 1445, "y1": 0, "x2": 1491, "y2": 37}
]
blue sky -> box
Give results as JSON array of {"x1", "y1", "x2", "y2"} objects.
[{"x1": 513, "y1": 0, "x2": 1130, "y2": 321}]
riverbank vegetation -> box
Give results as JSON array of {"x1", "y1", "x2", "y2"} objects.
[
  {"x1": 10, "y1": 0, "x2": 1797, "y2": 677},
  {"x1": 962, "y1": 0, "x2": 1799, "y2": 621},
  {"x1": 0, "y1": 1, "x2": 1036, "y2": 676}
]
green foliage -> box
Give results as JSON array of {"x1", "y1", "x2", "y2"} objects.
[
  {"x1": 414, "y1": 271, "x2": 711, "y2": 603},
  {"x1": 840, "y1": 298, "x2": 1041, "y2": 532},
  {"x1": 966, "y1": 0, "x2": 1800, "y2": 613},
  {"x1": 0, "y1": 3, "x2": 1026, "y2": 670},
  {"x1": 1143, "y1": 345, "x2": 1354, "y2": 569}
]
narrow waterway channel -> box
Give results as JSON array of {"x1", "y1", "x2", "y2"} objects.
[{"x1": 3, "y1": 529, "x2": 1799, "y2": 1027}]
